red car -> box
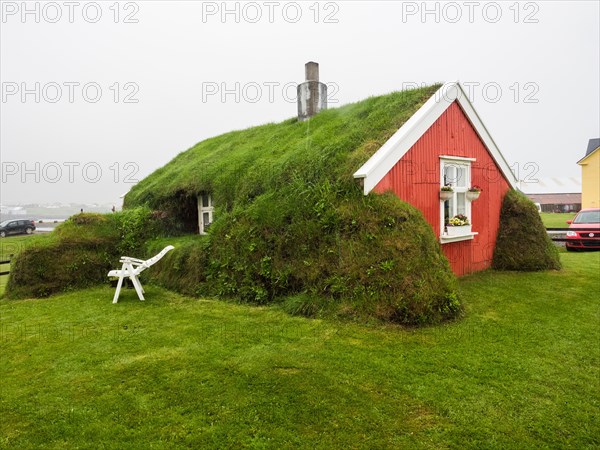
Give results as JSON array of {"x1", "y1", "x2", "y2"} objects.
[{"x1": 565, "y1": 208, "x2": 600, "y2": 251}]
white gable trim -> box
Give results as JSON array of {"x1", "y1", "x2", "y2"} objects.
[{"x1": 353, "y1": 82, "x2": 518, "y2": 194}]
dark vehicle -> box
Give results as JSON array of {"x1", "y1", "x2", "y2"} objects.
[
  {"x1": 0, "y1": 219, "x2": 36, "y2": 238},
  {"x1": 565, "y1": 208, "x2": 600, "y2": 251}
]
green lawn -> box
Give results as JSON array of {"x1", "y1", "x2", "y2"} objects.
[
  {"x1": 1, "y1": 251, "x2": 599, "y2": 448},
  {"x1": 540, "y1": 212, "x2": 577, "y2": 228},
  {"x1": 0, "y1": 234, "x2": 50, "y2": 260}
]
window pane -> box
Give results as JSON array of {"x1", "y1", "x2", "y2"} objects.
[
  {"x1": 202, "y1": 194, "x2": 209, "y2": 208},
  {"x1": 456, "y1": 166, "x2": 466, "y2": 187},
  {"x1": 203, "y1": 212, "x2": 210, "y2": 231},
  {"x1": 444, "y1": 165, "x2": 456, "y2": 186},
  {"x1": 444, "y1": 198, "x2": 453, "y2": 223},
  {"x1": 457, "y1": 193, "x2": 466, "y2": 215}
]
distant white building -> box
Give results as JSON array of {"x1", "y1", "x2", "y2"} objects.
[{"x1": 519, "y1": 177, "x2": 582, "y2": 212}]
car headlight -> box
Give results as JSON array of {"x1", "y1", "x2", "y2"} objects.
[{"x1": 566, "y1": 231, "x2": 577, "y2": 237}]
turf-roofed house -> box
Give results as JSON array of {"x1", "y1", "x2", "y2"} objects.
[
  {"x1": 6, "y1": 62, "x2": 559, "y2": 323},
  {"x1": 118, "y1": 61, "x2": 537, "y2": 322},
  {"x1": 129, "y1": 62, "x2": 517, "y2": 275}
]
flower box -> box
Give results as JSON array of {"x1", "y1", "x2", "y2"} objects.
[
  {"x1": 466, "y1": 191, "x2": 481, "y2": 201},
  {"x1": 446, "y1": 225, "x2": 472, "y2": 236},
  {"x1": 440, "y1": 190, "x2": 453, "y2": 201}
]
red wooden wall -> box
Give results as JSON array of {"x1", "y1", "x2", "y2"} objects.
[{"x1": 374, "y1": 101, "x2": 511, "y2": 276}]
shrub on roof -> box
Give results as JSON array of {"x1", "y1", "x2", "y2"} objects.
[{"x1": 492, "y1": 189, "x2": 561, "y2": 271}]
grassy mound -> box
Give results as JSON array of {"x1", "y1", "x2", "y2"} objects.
[
  {"x1": 145, "y1": 192, "x2": 459, "y2": 324},
  {"x1": 493, "y1": 190, "x2": 561, "y2": 271},
  {"x1": 144, "y1": 236, "x2": 210, "y2": 297},
  {"x1": 5, "y1": 209, "x2": 161, "y2": 299},
  {"x1": 125, "y1": 85, "x2": 460, "y2": 325}
]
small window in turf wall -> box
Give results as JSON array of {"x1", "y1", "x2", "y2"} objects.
[{"x1": 198, "y1": 193, "x2": 214, "y2": 235}]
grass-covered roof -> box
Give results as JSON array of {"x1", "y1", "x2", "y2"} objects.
[{"x1": 124, "y1": 85, "x2": 442, "y2": 213}]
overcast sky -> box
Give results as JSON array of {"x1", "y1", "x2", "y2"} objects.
[{"x1": 1, "y1": 0, "x2": 599, "y2": 205}]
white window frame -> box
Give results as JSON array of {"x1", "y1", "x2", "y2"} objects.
[
  {"x1": 198, "y1": 193, "x2": 214, "y2": 235},
  {"x1": 439, "y1": 156, "x2": 478, "y2": 243}
]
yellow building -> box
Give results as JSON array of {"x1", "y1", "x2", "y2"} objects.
[{"x1": 578, "y1": 138, "x2": 600, "y2": 208}]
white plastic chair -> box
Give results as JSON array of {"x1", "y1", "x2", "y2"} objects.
[{"x1": 108, "y1": 245, "x2": 174, "y2": 303}]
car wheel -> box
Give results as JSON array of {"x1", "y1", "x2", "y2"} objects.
[
  {"x1": 26, "y1": 228, "x2": 33, "y2": 235},
  {"x1": 0, "y1": 231, "x2": 5, "y2": 238}
]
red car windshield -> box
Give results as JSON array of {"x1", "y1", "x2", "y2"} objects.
[{"x1": 574, "y1": 211, "x2": 600, "y2": 224}]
